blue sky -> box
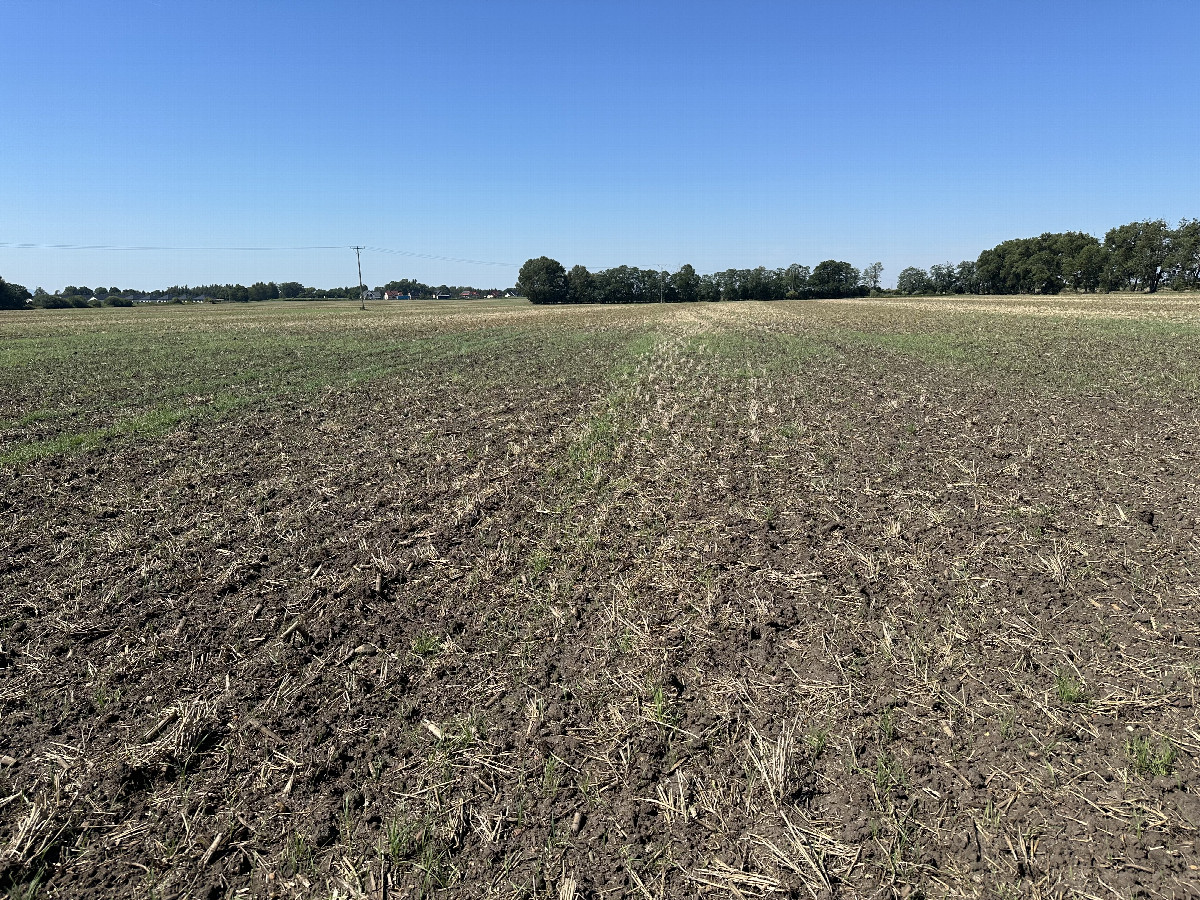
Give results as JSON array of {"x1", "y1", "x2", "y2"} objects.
[{"x1": 2, "y1": 0, "x2": 1197, "y2": 291}]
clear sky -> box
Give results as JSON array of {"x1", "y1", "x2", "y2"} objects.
[{"x1": 2, "y1": 0, "x2": 1198, "y2": 291}]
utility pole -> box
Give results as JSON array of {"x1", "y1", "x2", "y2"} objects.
[
  {"x1": 659, "y1": 266, "x2": 665, "y2": 303},
  {"x1": 352, "y1": 246, "x2": 366, "y2": 310}
]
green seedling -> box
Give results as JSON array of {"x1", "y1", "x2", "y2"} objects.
[
  {"x1": 1127, "y1": 736, "x2": 1175, "y2": 778},
  {"x1": 1053, "y1": 669, "x2": 1087, "y2": 704},
  {"x1": 806, "y1": 728, "x2": 829, "y2": 761},
  {"x1": 411, "y1": 633, "x2": 441, "y2": 658}
]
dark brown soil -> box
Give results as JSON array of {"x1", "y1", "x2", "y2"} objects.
[{"x1": 2, "y1": 300, "x2": 1199, "y2": 899}]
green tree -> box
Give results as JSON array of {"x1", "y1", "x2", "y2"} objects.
[
  {"x1": 896, "y1": 267, "x2": 932, "y2": 295},
  {"x1": 1167, "y1": 219, "x2": 1200, "y2": 289},
  {"x1": 809, "y1": 260, "x2": 861, "y2": 298},
  {"x1": 248, "y1": 281, "x2": 279, "y2": 302},
  {"x1": 975, "y1": 233, "x2": 1087, "y2": 295},
  {"x1": 0, "y1": 277, "x2": 32, "y2": 309},
  {"x1": 671, "y1": 264, "x2": 700, "y2": 302},
  {"x1": 383, "y1": 279, "x2": 430, "y2": 298},
  {"x1": 517, "y1": 257, "x2": 568, "y2": 304},
  {"x1": 955, "y1": 260, "x2": 979, "y2": 293},
  {"x1": 929, "y1": 262, "x2": 958, "y2": 294},
  {"x1": 862, "y1": 262, "x2": 883, "y2": 291},
  {"x1": 1104, "y1": 219, "x2": 1170, "y2": 292},
  {"x1": 594, "y1": 266, "x2": 652, "y2": 304},
  {"x1": 566, "y1": 264, "x2": 595, "y2": 304},
  {"x1": 1056, "y1": 233, "x2": 1104, "y2": 292},
  {"x1": 744, "y1": 266, "x2": 773, "y2": 300},
  {"x1": 783, "y1": 264, "x2": 811, "y2": 297}
]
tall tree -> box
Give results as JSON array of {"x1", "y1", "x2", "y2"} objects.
[
  {"x1": 783, "y1": 264, "x2": 811, "y2": 297},
  {"x1": 671, "y1": 264, "x2": 699, "y2": 302},
  {"x1": 929, "y1": 262, "x2": 958, "y2": 294},
  {"x1": 566, "y1": 265, "x2": 595, "y2": 304},
  {"x1": 955, "y1": 260, "x2": 979, "y2": 293},
  {"x1": 1055, "y1": 232, "x2": 1105, "y2": 292},
  {"x1": 808, "y1": 260, "x2": 861, "y2": 298},
  {"x1": 897, "y1": 267, "x2": 933, "y2": 295},
  {"x1": 0, "y1": 277, "x2": 32, "y2": 309},
  {"x1": 1104, "y1": 219, "x2": 1170, "y2": 292},
  {"x1": 862, "y1": 262, "x2": 883, "y2": 291},
  {"x1": 518, "y1": 257, "x2": 569, "y2": 304},
  {"x1": 248, "y1": 281, "x2": 279, "y2": 302},
  {"x1": 1167, "y1": 219, "x2": 1200, "y2": 290}
]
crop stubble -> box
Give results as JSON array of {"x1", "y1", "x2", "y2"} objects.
[{"x1": 1, "y1": 296, "x2": 1199, "y2": 898}]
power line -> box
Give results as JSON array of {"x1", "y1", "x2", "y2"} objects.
[
  {"x1": 0, "y1": 241, "x2": 522, "y2": 268},
  {"x1": 0, "y1": 242, "x2": 346, "y2": 252},
  {"x1": 360, "y1": 246, "x2": 518, "y2": 268},
  {"x1": 0, "y1": 241, "x2": 694, "y2": 277}
]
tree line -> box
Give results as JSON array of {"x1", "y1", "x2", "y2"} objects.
[
  {"x1": 4, "y1": 216, "x2": 1198, "y2": 310},
  {"x1": 0, "y1": 279, "x2": 511, "y2": 308},
  {"x1": 897, "y1": 219, "x2": 1200, "y2": 296},
  {"x1": 519, "y1": 217, "x2": 1198, "y2": 303},
  {"x1": 517, "y1": 258, "x2": 880, "y2": 304}
]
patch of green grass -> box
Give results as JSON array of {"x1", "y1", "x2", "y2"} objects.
[
  {"x1": 878, "y1": 707, "x2": 896, "y2": 743},
  {"x1": 6, "y1": 868, "x2": 46, "y2": 900},
  {"x1": 873, "y1": 751, "x2": 906, "y2": 795},
  {"x1": 0, "y1": 303, "x2": 632, "y2": 468},
  {"x1": 1127, "y1": 736, "x2": 1175, "y2": 778},
  {"x1": 648, "y1": 685, "x2": 678, "y2": 730},
  {"x1": 541, "y1": 756, "x2": 561, "y2": 797},
  {"x1": 684, "y1": 331, "x2": 829, "y2": 375},
  {"x1": 283, "y1": 833, "x2": 315, "y2": 876},
  {"x1": 383, "y1": 811, "x2": 453, "y2": 894},
  {"x1": 832, "y1": 328, "x2": 974, "y2": 365},
  {"x1": 1053, "y1": 669, "x2": 1088, "y2": 704},
  {"x1": 411, "y1": 633, "x2": 442, "y2": 659},
  {"x1": 0, "y1": 396, "x2": 251, "y2": 466},
  {"x1": 528, "y1": 549, "x2": 552, "y2": 577},
  {"x1": 806, "y1": 728, "x2": 829, "y2": 761}
]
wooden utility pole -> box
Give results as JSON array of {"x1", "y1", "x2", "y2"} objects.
[{"x1": 353, "y1": 246, "x2": 366, "y2": 310}]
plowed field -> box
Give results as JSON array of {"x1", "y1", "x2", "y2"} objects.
[{"x1": 3, "y1": 296, "x2": 1200, "y2": 899}]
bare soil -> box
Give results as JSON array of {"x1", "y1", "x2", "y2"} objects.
[{"x1": 2, "y1": 298, "x2": 1199, "y2": 899}]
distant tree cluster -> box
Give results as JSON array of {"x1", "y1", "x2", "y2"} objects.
[
  {"x1": 4, "y1": 216, "x2": 1197, "y2": 312},
  {"x1": 518, "y1": 257, "x2": 875, "y2": 304},
  {"x1": 0, "y1": 277, "x2": 32, "y2": 309},
  {"x1": 897, "y1": 219, "x2": 1200, "y2": 296},
  {"x1": 381, "y1": 280, "x2": 510, "y2": 298},
  {"x1": 0, "y1": 278, "x2": 513, "y2": 309}
]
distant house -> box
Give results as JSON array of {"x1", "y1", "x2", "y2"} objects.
[
  {"x1": 434, "y1": 292, "x2": 451, "y2": 299},
  {"x1": 363, "y1": 290, "x2": 383, "y2": 300},
  {"x1": 460, "y1": 290, "x2": 480, "y2": 298},
  {"x1": 383, "y1": 290, "x2": 411, "y2": 300},
  {"x1": 503, "y1": 291, "x2": 518, "y2": 298}
]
